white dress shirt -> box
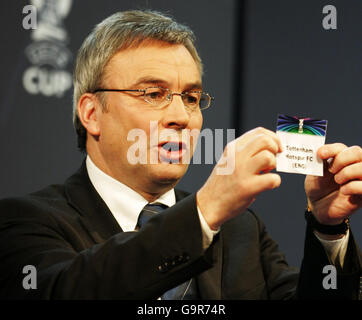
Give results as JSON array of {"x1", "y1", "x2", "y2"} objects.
[
  {"x1": 86, "y1": 155, "x2": 349, "y2": 265},
  {"x1": 314, "y1": 230, "x2": 349, "y2": 267}
]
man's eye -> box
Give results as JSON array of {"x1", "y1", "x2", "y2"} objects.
[
  {"x1": 145, "y1": 89, "x2": 165, "y2": 100},
  {"x1": 184, "y1": 94, "x2": 199, "y2": 105},
  {"x1": 148, "y1": 92, "x2": 162, "y2": 99}
]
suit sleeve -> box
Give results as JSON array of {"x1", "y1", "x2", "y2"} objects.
[
  {"x1": 253, "y1": 211, "x2": 361, "y2": 299},
  {"x1": 297, "y1": 221, "x2": 361, "y2": 299},
  {"x1": 252, "y1": 212, "x2": 299, "y2": 299},
  {"x1": 0, "y1": 194, "x2": 213, "y2": 299}
]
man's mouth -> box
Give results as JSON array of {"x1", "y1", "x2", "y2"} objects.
[{"x1": 158, "y1": 141, "x2": 187, "y2": 162}]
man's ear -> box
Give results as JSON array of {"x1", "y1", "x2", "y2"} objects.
[{"x1": 77, "y1": 93, "x2": 101, "y2": 137}]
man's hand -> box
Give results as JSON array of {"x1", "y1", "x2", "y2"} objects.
[
  {"x1": 305, "y1": 143, "x2": 362, "y2": 225},
  {"x1": 196, "y1": 127, "x2": 282, "y2": 230}
]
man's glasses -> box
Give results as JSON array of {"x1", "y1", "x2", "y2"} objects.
[{"x1": 92, "y1": 87, "x2": 214, "y2": 111}]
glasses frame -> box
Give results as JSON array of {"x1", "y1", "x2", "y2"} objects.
[{"x1": 92, "y1": 86, "x2": 214, "y2": 111}]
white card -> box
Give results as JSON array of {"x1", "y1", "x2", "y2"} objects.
[{"x1": 276, "y1": 115, "x2": 328, "y2": 176}]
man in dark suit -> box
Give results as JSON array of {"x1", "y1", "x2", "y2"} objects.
[{"x1": 0, "y1": 10, "x2": 361, "y2": 299}]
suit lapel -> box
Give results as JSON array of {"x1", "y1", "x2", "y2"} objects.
[
  {"x1": 64, "y1": 160, "x2": 122, "y2": 243},
  {"x1": 175, "y1": 189, "x2": 223, "y2": 300}
]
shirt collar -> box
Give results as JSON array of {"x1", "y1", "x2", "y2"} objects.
[{"x1": 86, "y1": 155, "x2": 176, "y2": 231}]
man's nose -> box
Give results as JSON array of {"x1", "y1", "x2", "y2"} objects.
[{"x1": 161, "y1": 94, "x2": 190, "y2": 129}]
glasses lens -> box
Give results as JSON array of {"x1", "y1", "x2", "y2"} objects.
[
  {"x1": 183, "y1": 92, "x2": 210, "y2": 110},
  {"x1": 199, "y1": 93, "x2": 211, "y2": 110},
  {"x1": 144, "y1": 87, "x2": 168, "y2": 105}
]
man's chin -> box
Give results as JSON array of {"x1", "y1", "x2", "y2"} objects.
[{"x1": 150, "y1": 163, "x2": 188, "y2": 185}]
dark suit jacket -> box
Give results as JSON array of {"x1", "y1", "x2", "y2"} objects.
[{"x1": 0, "y1": 162, "x2": 360, "y2": 299}]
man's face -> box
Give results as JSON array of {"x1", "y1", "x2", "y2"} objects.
[{"x1": 94, "y1": 42, "x2": 203, "y2": 195}]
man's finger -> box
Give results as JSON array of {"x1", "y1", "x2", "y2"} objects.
[
  {"x1": 250, "y1": 173, "x2": 281, "y2": 195},
  {"x1": 318, "y1": 143, "x2": 347, "y2": 160},
  {"x1": 250, "y1": 149, "x2": 277, "y2": 174},
  {"x1": 334, "y1": 162, "x2": 362, "y2": 185},
  {"x1": 328, "y1": 145, "x2": 362, "y2": 174},
  {"x1": 340, "y1": 180, "x2": 362, "y2": 196},
  {"x1": 237, "y1": 127, "x2": 283, "y2": 153},
  {"x1": 244, "y1": 134, "x2": 280, "y2": 157}
]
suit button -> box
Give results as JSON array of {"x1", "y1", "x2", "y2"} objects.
[
  {"x1": 158, "y1": 263, "x2": 168, "y2": 273},
  {"x1": 182, "y1": 253, "x2": 190, "y2": 262},
  {"x1": 158, "y1": 261, "x2": 170, "y2": 273}
]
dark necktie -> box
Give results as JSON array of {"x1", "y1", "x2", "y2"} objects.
[{"x1": 137, "y1": 203, "x2": 198, "y2": 300}]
